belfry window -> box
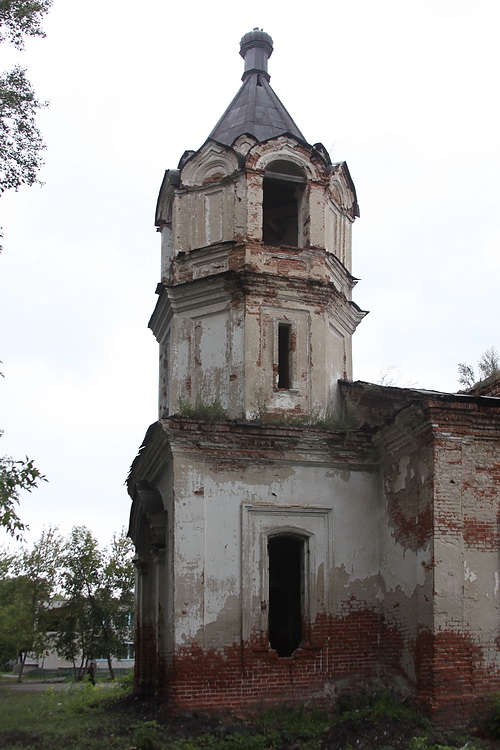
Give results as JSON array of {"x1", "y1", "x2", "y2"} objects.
[
  {"x1": 263, "y1": 161, "x2": 306, "y2": 247},
  {"x1": 268, "y1": 535, "x2": 304, "y2": 657}
]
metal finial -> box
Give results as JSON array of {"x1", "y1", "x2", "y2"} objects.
[{"x1": 239, "y1": 29, "x2": 273, "y2": 81}]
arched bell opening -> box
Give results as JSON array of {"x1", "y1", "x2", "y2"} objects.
[{"x1": 263, "y1": 160, "x2": 306, "y2": 248}]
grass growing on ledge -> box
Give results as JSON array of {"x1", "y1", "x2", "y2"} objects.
[
  {"x1": 177, "y1": 397, "x2": 228, "y2": 420},
  {"x1": 249, "y1": 387, "x2": 361, "y2": 431}
]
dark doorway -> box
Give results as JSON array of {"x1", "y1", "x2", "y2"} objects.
[{"x1": 268, "y1": 535, "x2": 303, "y2": 656}]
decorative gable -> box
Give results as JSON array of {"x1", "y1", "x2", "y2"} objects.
[{"x1": 180, "y1": 141, "x2": 240, "y2": 187}]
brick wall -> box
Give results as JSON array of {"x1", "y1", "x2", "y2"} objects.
[
  {"x1": 160, "y1": 608, "x2": 405, "y2": 711},
  {"x1": 423, "y1": 399, "x2": 500, "y2": 727},
  {"x1": 130, "y1": 390, "x2": 500, "y2": 727}
]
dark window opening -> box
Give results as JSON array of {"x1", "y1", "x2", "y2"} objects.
[
  {"x1": 266, "y1": 160, "x2": 305, "y2": 178},
  {"x1": 278, "y1": 323, "x2": 292, "y2": 389},
  {"x1": 263, "y1": 179, "x2": 300, "y2": 247},
  {"x1": 268, "y1": 535, "x2": 303, "y2": 657}
]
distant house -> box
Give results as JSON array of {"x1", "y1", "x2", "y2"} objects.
[{"x1": 14, "y1": 599, "x2": 134, "y2": 676}]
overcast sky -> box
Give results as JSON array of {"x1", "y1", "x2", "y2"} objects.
[{"x1": 1, "y1": 0, "x2": 499, "y2": 547}]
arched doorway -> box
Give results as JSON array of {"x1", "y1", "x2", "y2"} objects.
[{"x1": 267, "y1": 534, "x2": 304, "y2": 656}]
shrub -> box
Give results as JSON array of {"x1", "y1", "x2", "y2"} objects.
[
  {"x1": 133, "y1": 720, "x2": 162, "y2": 750},
  {"x1": 487, "y1": 692, "x2": 500, "y2": 738},
  {"x1": 115, "y1": 669, "x2": 134, "y2": 692}
]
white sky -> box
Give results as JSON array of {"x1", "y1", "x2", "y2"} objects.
[{"x1": 1, "y1": 0, "x2": 499, "y2": 546}]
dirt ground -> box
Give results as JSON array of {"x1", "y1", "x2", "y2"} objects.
[{"x1": 105, "y1": 691, "x2": 481, "y2": 750}]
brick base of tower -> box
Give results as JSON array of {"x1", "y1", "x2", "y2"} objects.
[{"x1": 135, "y1": 610, "x2": 500, "y2": 728}]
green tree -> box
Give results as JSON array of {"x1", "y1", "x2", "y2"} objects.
[
  {"x1": 0, "y1": 0, "x2": 51, "y2": 520},
  {"x1": 0, "y1": 65, "x2": 45, "y2": 194},
  {"x1": 0, "y1": 527, "x2": 62, "y2": 678},
  {"x1": 54, "y1": 527, "x2": 134, "y2": 681},
  {"x1": 0, "y1": 1, "x2": 50, "y2": 527},
  {"x1": 54, "y1": 526, "x2": 103, "y2": 680},
  {"x1": 0, "y1": 0, "x2": 52, "y2": 245},
  {"x1": 92, "y1": 530, "x2": 135, "y2": 679},
  {"x1": 0, "y1": 526, "x2": 134, "y2": 680},
  {"x1": 0, "y1": 431, "x2": 47, "y2": 540},
  {"x1": 0, "y1": 1, "x2": 52, "y2": 50},
  {"x1": 0, "y1": 547, "x2": 16, "y2": 667},
  {"x1": 458, "y1": 346, "x2": 499, "y2": 390},
  {"x1": 477, "y1": 347, "x2": 500, "y2": 381}
]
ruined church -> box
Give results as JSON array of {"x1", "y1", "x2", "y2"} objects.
[{"x1": 128, "y1": 30, "x2": 500, "y2": 727}]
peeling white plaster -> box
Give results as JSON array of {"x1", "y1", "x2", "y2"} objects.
[
  {"x1": 464, "y1": 561, "x2": 477, "y2": 583},
  {"x1": 381, "y1": 539, "x2": 429, "y2": 596},
  {"x1": 393, "y1": 456, "x2": 409, "y2": 492}
]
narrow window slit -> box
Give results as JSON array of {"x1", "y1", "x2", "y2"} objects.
[{"x1": 277, "y1": 323, "x2": 292, "y2": 389}]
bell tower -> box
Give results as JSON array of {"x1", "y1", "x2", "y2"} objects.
[
  {"x1": 151, "y1": 29, "x2": 365, "y2": 421},
  {"x1": 129, "y1": 31, "x2": 372, "y2": 710}
]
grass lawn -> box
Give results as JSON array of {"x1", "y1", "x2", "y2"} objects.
[
  {"x1": 0, "y1": 675, "x2": 497, "y2": 750},
  {"x1": 0, "y1": 679, "x2": 137, "y2": 749}
]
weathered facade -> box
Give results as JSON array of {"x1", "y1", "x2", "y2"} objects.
[{"x1": 128, "y1": 30, "x2": 500, "y2": 727}]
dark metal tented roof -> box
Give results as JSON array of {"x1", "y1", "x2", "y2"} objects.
[{"x1": 209, "y1": 29, "x2": 305, "y2": 147}]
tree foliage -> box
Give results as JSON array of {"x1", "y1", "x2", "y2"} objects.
[
  {"x1": 53, "y1": 527, "x2": 134, "y2": 680},
  {"x1": 0, "y1": 0, "x2": 51, "y2": 215},
  {"x1": 0, "y1": 1, "x2": 52, "y2": 50},
  {"x1": 477, "y1": 347, "x2": 500, "y2": 381},
  {"x1": 0, "y1": 0, "x2": 50, "y2": 533},
  {"x1": 0, "y1": 65, "x2": 45, "y2": 194},
  {"x1": 457, "y1": 362, "x2": 475, "y2": 390},
  {"x1": 458, "y1": 346, "x2": 500, "y2": 390},
  {"x1": 0, "y1": 431, "x2": 47, "y2": 540},
  {"x1": 0, "y1": 527, "x2": 62, "y2": 678},
  {"x1": 0, "y1": 526, "x2": 134, "y2": 679},
  {"x1": 54, "y1": 526, "x2": 103, "y2": 680}
]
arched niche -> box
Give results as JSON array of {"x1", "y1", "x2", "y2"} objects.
[{"x1": 327, "y1": 162, "x2": 359, "y2": 219}]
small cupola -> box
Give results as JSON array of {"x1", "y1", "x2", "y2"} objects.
[
  {"x1": 239, "y1": 28, "x2": 273, "y2": 81},
  {"x1": 209, "y1": 29, "x2": 305, "y2": 147}
]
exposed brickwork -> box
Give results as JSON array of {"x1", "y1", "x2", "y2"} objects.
[
  {"x1": 375, "y1": 403, "x2": 434, "y2": 554},
  {"x1": 156, "y1": 417, "x2": 378, "y2": 470},
  {"x1": 415, "y1": 628, "x2": 500, "y2": 728},
  {"x1": 463, "y1": 518, "x2": 500, "y2": 550},
  {"x1": 408, "y1": 394, "x2": 500, "y2": 728},
  {"x1": 135, "y1": 622, "x2": 158, "y2": 694},
  {"x1": 468, "y1": 374, "x2": 500, "y2": 398},
  {"x1": 148, "y1": 608, "x2": 407, "y2": 711}
]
